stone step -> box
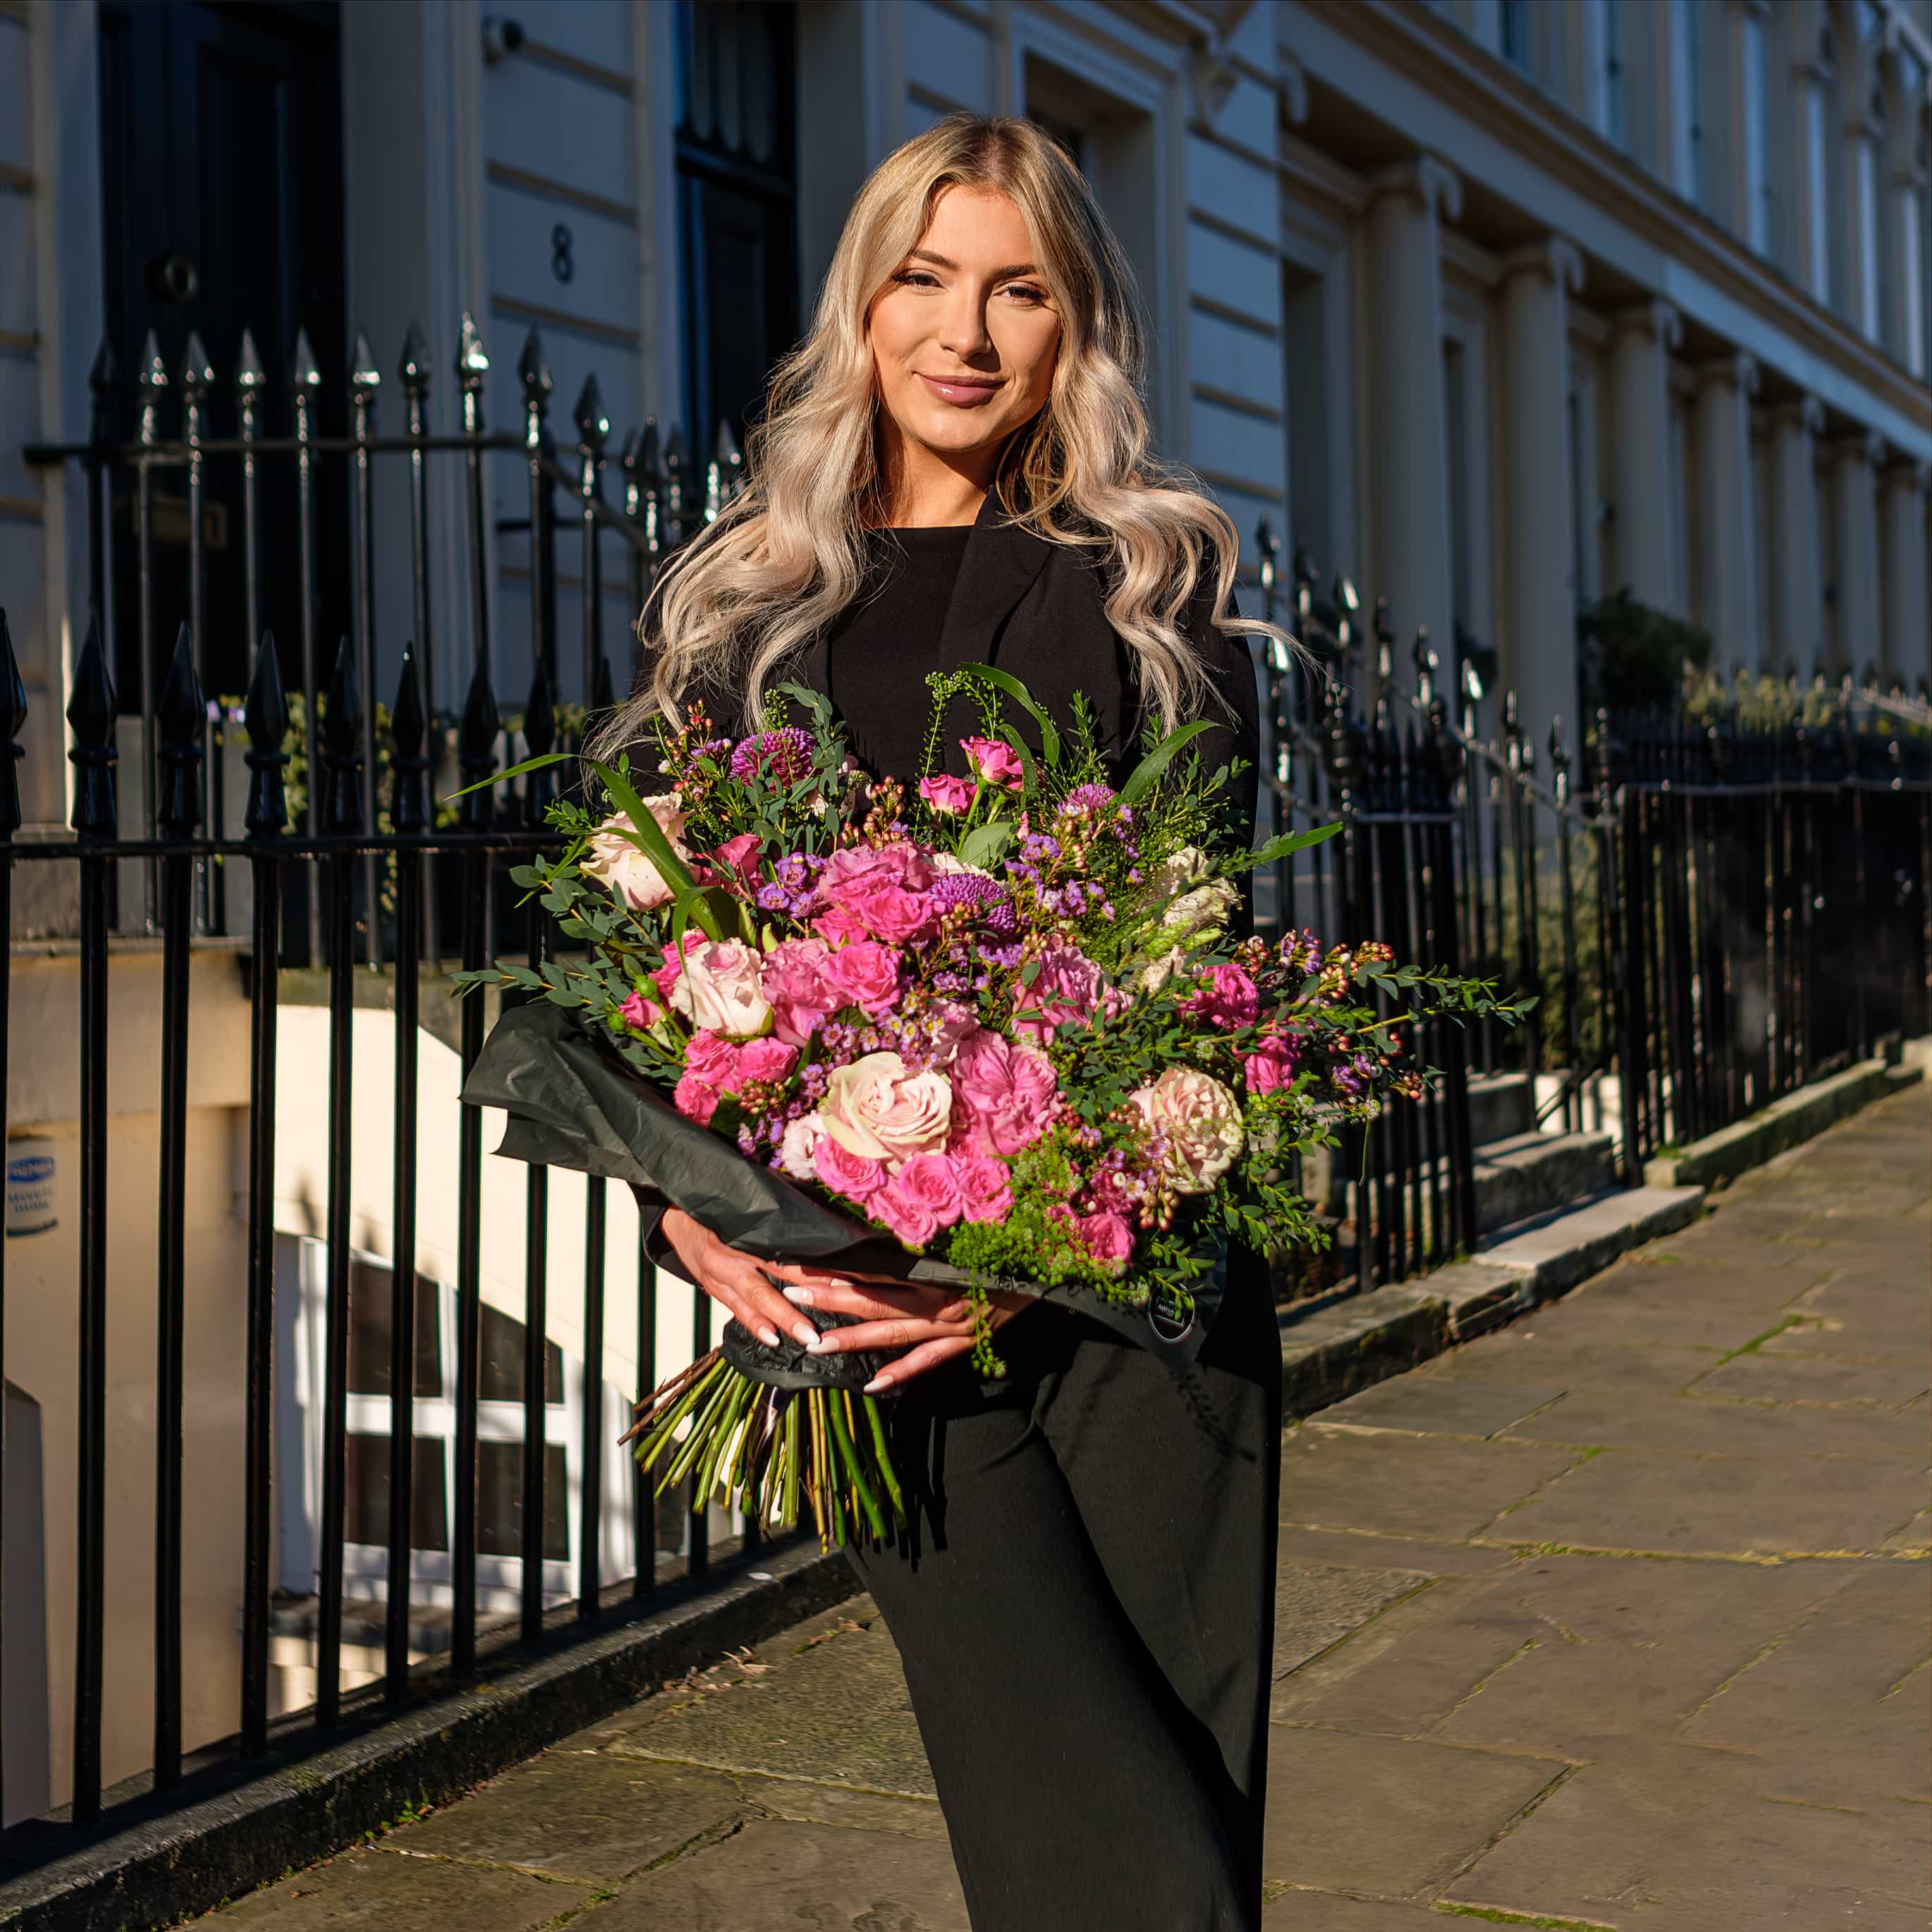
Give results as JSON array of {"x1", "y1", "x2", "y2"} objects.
[
  {"x1": 1467, "y1": 1071, "x2": 1535, "y2": 1147},
  {"x1": 1472, "y1": 1127, "x2": 1616, "y2": 1235}
]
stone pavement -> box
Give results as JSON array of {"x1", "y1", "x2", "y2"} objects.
[{"x1": 211, "y1": 1087, "x2": 1931, "y2": 1931}]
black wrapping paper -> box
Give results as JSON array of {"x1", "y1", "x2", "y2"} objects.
[{"x1": 458, "y1": 1001, "x2": 1225, "y2": 1373}]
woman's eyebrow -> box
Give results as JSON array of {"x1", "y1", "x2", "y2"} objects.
[{"x1": 907, "y1": 247, "x2": 1041, "y2": 279}]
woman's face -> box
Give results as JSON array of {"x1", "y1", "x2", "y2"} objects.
[{"x1": 867, "y1": 184, "x2": 1062, "y2": 493}]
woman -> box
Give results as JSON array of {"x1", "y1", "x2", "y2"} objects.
[{"x1": 604, "y1": 112, "x2": 1297, "y2": 1932}]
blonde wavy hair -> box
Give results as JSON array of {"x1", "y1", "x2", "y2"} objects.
[{"x1": 594, "y1": 109, "x2": 1296, "y2": 756}]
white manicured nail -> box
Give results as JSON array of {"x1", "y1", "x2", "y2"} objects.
[{"x1": 783, "y1": 1285, "x2": 812, "y2": 1306}]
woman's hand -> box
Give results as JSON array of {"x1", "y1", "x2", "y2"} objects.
[
  {"x1": 659, "y1": 1208, "x2": 826, "y2": 1352},
  {"x1": 771, "y1": 1270, "x2": 1034, "y2": 1394}
]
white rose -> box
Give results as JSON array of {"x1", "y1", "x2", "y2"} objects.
[
  {"x1": 1151, "y1": 845, "x2": 1209, "y2": 899},
  {"x1": 1162, "y1": 877, "x2": 1240, "y2": 938},
  {"x1": 580, "y1": 796, "x2": 690, "y2": 911},
  {"x1": 778, "y1": 1113, "x2": 826, "y2": 1180},
  {"x1": 1139, "y1": 946, "x2": 1187, "y2": 994},
  {"x1": 1127, "y1": 1066, "x2": 1245, "y2": 1194},
  {"x1": 670, "y1": 939, "x2": 772, "y2": 1039}
]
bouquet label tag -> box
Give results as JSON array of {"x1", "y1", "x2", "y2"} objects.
[{"x1": 1148, "y1": 1282, "x2": 1195, "y2": 1344}]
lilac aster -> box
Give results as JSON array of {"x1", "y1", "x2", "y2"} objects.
[{"x1": 729, "y1": 728, "x2": 814, "y2": 787}]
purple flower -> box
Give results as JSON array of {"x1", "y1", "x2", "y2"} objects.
[{"x1": 729, "y1": 728, "x2": 814, "y2": 787}]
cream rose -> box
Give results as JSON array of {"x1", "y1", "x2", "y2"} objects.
[
  {"x1": 1161, "y1": 877, "x2": 1240, "y2": 939},
  {"x1": 670, "y1": 939, "x2": 771, "y2": 1039},
  {"x1": 580, "y1": 796, "x2": 691, "y2": 911},
  {"x1": 1129, "y1": 1065, "x2": 1245, "y2": 1194},
  {"x1": 819, "y1": 1051, "x2": 953, "y2": 1169}
]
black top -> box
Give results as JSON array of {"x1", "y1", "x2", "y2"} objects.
[{"x1": 824, "y1": 525, "x2": 974, "y2": 784}]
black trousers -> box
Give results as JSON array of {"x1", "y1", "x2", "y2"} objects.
[{"x1": 848, "y1": 1267, "x2": 1282, "y2": 1932}]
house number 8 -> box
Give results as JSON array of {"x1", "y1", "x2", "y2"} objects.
[{"x1": 551, "y1": 223, "x2": 575, "y2": 284}]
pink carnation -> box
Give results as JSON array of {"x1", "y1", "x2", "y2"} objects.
[
  {"x1": 683, "y1": 1029, "x2": 741, "y2": 1090},
  {"x1": 919, "y1": 774, "x2": 975, "y2": 815},
  {"x1": 962, "y1": 737, "x2": 1024, "y2": 790},
  {"x1": 820, "y1": 939, "x2": 903, "y2": 1017},
  {"x1": 948, "y1": 1030, "x2": 1059, "y2": 1156},
  {"x1": 763, "y1": 937, "x2": 839, "y2": 1048},
  {"x1": 814, "y1": 1135, "x2": 888, "y2": 1201},
  {"x1": 1185, "y1": 963, "x2": 1261, "y2": 1030},
  {"x1": 894, "y1": 1152, "x2": 965, "y2": 1228},
  {"x1": 952, "y1": 1155, "x2": 1014, "y2": 1224},
  {"x1": 873, "y1": 1177, "x2": 940, "y2": 1248},
  {"x1": 673, "y1": 1070, "x2": 721, "y2": 1126},
  {"x1": 1244, "y1": 1032, "x2": 1302, "y2": 1094}
]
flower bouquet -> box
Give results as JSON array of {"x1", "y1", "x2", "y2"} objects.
[{"x1": 456, "y1": 666, "x2": 1528, "y2": 1549}]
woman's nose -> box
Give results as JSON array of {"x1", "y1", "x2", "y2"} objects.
[{"x1": 936, "y1": 286, "x2": 993, "y2": 360}]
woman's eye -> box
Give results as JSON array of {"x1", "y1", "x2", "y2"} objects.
[
  {"x1": 891, "y1": 270, "x2": 939, "y2": 289},
  {"x1": 1002, "y1": 285, "x2": 1047, "y2": 305}
]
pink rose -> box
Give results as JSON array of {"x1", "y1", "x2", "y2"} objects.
[
  {"x1": 673, "y1": 1070, "x2": 721, "y2": 1126},
  {"x1": 873, "y1": 1177, "x2": 940, "y2": 1249},
  {"x1": 733, "y1": 1037, "x2": 799, "y2": 1087},
  {"x1": 683, "y1": 1030, "x2": 742, "y2": 1090},
  {"x1": 1185, "y1": 963, "x2": 1260, "y2": 1030},
  {"x1": 763, "y1": 938, "x2": 839, "y2": 1048},
  {"x1": 1013, "y1": 941, "x2": 1108, "y2": 1045},
  {"x1": 919, "y1": 774, "x2": 976, "y2": 815},
  {"x1": 818, "y1": 842, "x2": 933, "y2": 904},
  {"x1": 948, "y1": 1031, "x2": 1059, "y2": 1156},
  {"x1": 894, "y1": 1152, "x2": 964, "y2": 1228},
  {"x1": 619, "y1": 987, "x2": 662, "y2": 1033},
  {"x1": 1129, "y1": 1066, "x2": 1245, "y2": 1194},
  {"x1": 812, "y1": 905, "x2": 874, "y2": 948},
  {"x1": 814, "y1": 1135, "x2": 888, "y2": 1200},
  {"x1": 580, "y1": 797, "x2": 691, "y2": 910},
  {"x1": 852, "y1": 882, "x2": 938, "y2": 945},
  {"x1": 668, "y1": 939, "x2": 771, "y2": 1039},
  {"x1": 819, "y1": 1051, "x2": 953, "y2": 1168},
  {"x1": 711, "y1": 832, "x2": 762, "y2": 879},
  {"x1": 962, "y1": 737, "x2": 1024, "y2": 791},
  {"x1": 779, "y1": 1113, "x2": 825, "y2": 1180},
  {"x1": 1244, "y1": 1032, "x2": 1302, "y2": 1095},
  {"x1": 820, "y1": 939, "x2": 903, "y2": 1016},
  {"x1": 1075, "y1": 1209, "x2": 1135, "y2": 1266},
  {"x1": 952, "y1": 1155, "x2": 1013, "y2": 1224}
]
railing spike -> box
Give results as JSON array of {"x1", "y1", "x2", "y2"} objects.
[
  {"x1": 181, "y1": 331, "x2": 214, "y2": 397},
  {"x1": 458, "y1": 655, "x2": 501, "y2": 828},
  {"x1": 290, "y1": 327, "x2": 322, "y2": 393},
  {"x1": 138, "y1": 331, "x2": 169, "y2": 399},
  {"x1": 350, "y1": 329, "x2": 382, "y2": 395},
  {"x1": 458, "y1": 312, "x2": 489, "y2": 383},
  {"x1": 321, "y1": 635, "x2": 366, "y2": 834},
  {"x1": 244, "y1": 631, "x2": 290, "y2": 836},
  {"x1": 517, "y1": 328, "x2": 552, "y2": 401},
  {"x1": 66, "y1": 613, "x2": 118, "y2": 838},
  {"x1": 89, "y1": 337, "x2": 118, "y2": 398},
  {"x1": 636, "y1": 419, "x2": 665, "y2": 487},
  {"x1": 236, "y1": 328, "x2": 265, "y2": 401},
  {"x1": 0, "y1": 610, "x2": 25, "y2": 842},
  {"x1": 522, "y1": 664, "x2": 556, "y2": 828},
  {"x1": 575, "y1": 373, "x2": 610, "y2": 451},
  {"x1": 389, "y1": 647, "x2": 429, "y2": 835},
  {"x1": 398, "y1": 319, "x2": 432, "y2": 389},
  {"x1": 157, "y1": 622, "x2": 207, "y2": 837}
]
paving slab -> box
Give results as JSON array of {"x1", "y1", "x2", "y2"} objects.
[
  {"x1": 212, "y1": 1845, "x2": 592, "y2": 1930},
  {"x1": 1687, "y1": 1348, "x2": 1931, "y2": 1407},
  {"x1": 1280, "y1": 1429, "x2": 1584, "y2": 1541},
  {"x1": 1443, "y1": 1744, "x2": 1932, "y2": 1929},
  {"x1": 1259, "y1": 1892, "x2": 1454, "y2": 1928},
  {"x1": 379, "y1": 1751, "x2": 743, "y2": 1886},
  {"x1": 1272, "y1": 1560, "x2": 1433, "y2": 1678},
  {"x1": 607, "y1": 1615, "x2": 937, "y2": 1797},
  {"x1": 1273, "y1": 1524, "x2": 1524, "y2": 1577},
  {"x1": 1314, "y1": 1375, "x2": 1570, "y2": 1438},
  {"x1": 1473, "y1": 1445, "x2": 1931, "y2": 1557},
  {"x1": 731, "y1": 1773, "x2": 950, "y2": 1840},
  {"x1": 1410, "y1": 1332, "x2": 1725, "y2": 1395},
  {"x1": 1261, "y1": 1727, "x2": 1561, "y2": 1897},
  {"x1": 580, "y1": 1818, "x2": 970, "y2": 1931},
  {"x1": 1497, "y1": 1383, "x2": 1929, "y2": 1459}
]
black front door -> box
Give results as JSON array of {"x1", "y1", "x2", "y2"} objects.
[{"x1": 97, "y1": 0, "x2": 348, "y2": 716}]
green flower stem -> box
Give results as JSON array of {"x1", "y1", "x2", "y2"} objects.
[
  {"x1": 632, "y1": 1357, "x2": 723, "y2": 1467},
  {"x1": 862, "y1": 1395, "x2": 905, "y2": 1524},
  {"x1": 694, "y1": 1373, "x2": 754, "y2": 1510},
  {"x1": 828, "y1": 1388, "x2": 886, "y2": 1543},
  {"x1": 783, "y1": 1395, "x2": 802, "y2": 1529},
  {"x1": 658, "y1": 1369, "x2": 739, "y2": 1496}
]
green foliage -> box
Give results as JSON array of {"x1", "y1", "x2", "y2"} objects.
[{"x1": 1578, "y1": 589, "x2": 1712, "y2": 713}]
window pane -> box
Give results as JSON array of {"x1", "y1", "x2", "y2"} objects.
[
  {"x1": 345, "y1": 1433, "x2": 448, "y2": 1553},
  {"x1": 478, "y1": 1301, "x2": 565, "y2": 1405},
  {"x1": 477, "y1": 1438, "x2": 569, "y2": 1561},
  {"x1": 346, "y1": 1260, "x2": 443, "y2": 1398}
]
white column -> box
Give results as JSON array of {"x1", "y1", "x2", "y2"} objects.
[
  {"x1": 1692, "y1": 351, "x2": 1762, "y2": 668},
  {"x1": 1767, "y1": 396, "x2": 1826, "y2": 678},
  {"x1": 1881, "y1": 49, "x2": 1928, "y2": 378},
  {"x1": 1828, "y1": 431, "x2": 1883, "y2": 678},
  {"x1": 1608, "y1": 300, "x2": 1684, "y2": 612},
  {"x1": 1497, "y1": 238, "x2": 1585, "y2": 740},
  {"x1": 1362, "y1": 157, "x2": 1460, "y2": 682},
  {"x1": 1786, "y1": 23, "x2": 1834, "y2": 302},
  {"x1": 1840, "y1": 37, "x2": 1884, "y2": 340},
  {"x1": 1878, "y1": 458, "x2": 1931, "y2": 688}
]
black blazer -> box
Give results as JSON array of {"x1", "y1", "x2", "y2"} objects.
[{"x1": 638, "y1": 479, "x2": 1262, "y2": 843}]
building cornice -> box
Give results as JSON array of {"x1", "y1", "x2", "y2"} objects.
[{"x1": 1283, "y1": 0, "x2": 1932, "y2": 439}]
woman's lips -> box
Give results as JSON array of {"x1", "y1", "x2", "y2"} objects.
[{"x1": 918, "y1": 374, "x2": 1001, "y2": 406}]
